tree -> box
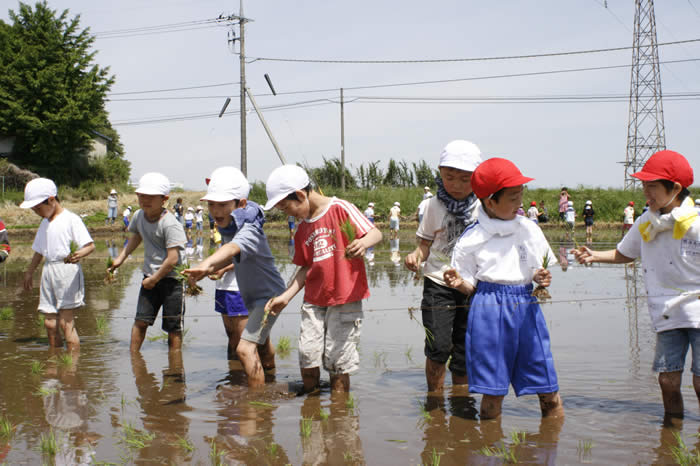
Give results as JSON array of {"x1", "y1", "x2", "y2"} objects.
[{"x1": 0, "y1": 1, "x2": 129, "y2": 185}]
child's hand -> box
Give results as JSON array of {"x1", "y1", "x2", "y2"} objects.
[
  {"x1": 142, "y1": 275, "x2": 157, "y2": 290},
  {"x1": 183, "y1": 265, "x2": 211, "y2": 283},
  {"x1": 109, "y1": 256, "x2": 124, "y2": 272},
  {"x1": 404, "y1": 252, "x2": 421, "y2": 272},
  {"x1": 23, "y1": 271, "x2": 33, "y2": 291},
  {"x1": 208, "y1": 272, "x2": 223, "y2": 281},
  {"x1": 264, "y1": 296, "x2": 289, "y2": 317},
  {"x1": 345, "y1": 239, "x2": 367, "y2": 258},
  {"x1": 533, "y1": 268, "x2": 552, "y2": 287},
  {"x1": 572, "y1": 246, "x2": 593, "y2": 264},
  {"x1": 443, "y1": 268, "x2": 463, "y2": 289},
  {"x1": 64, "y1": 253, "x2": 81, "y2": 264}
]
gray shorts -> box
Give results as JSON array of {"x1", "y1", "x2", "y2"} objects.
[
  {"x1": 299, "y1": 301, "x2": 363, "y2": 375},
  {"x1": 39, "y1": 262, "x2": 85, "y2": 314},
  {"x1": 241, "y1": 299, "x2": 280, "y2": 344},
  {"x1": 390, "y1": 218, "x2": 399, "y2": 230}
]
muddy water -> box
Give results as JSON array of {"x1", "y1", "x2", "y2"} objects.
[{"x1": 0, "y1": 232, "x2": 695, "y2": 465}]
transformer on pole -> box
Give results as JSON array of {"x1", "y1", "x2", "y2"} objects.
[{"x1": 624, "y1": 0, "x2": 666, "y2": 190}]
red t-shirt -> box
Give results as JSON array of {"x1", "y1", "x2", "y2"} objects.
[{"x1": 294, "y1": 198, "x2": 375, "y2": 307}]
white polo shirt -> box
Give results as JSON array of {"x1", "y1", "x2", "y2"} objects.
[
  {"x1": 617, "y1": 209, "x2": 700, "y2": 332},
  {"x1": 451, "y1": 204, "x2": 557, "y2": 287}
]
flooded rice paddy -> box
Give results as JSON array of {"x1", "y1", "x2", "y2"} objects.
[{"x1": 0, "y1": 229, "x2": 696, "y2": 465}]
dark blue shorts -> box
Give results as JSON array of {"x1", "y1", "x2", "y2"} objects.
[
  {"x1": 136, "y1": 277, "x2": 185, "y2": 333},
  {"x1": 466, "y1": 282, "x2": 559, "y2": 397},
  {"x1": 288, "y1": 221, "x2": 295, "y2": 230},
  {"x1": 584, "y1": 217, "x2": 594, "y2": 227},
  {"x1": 185, "y1": 220, "x2": 193, "y2": 229},
  {"x1": 215, "y1": 289, "x2": 248, "y2": 317}
]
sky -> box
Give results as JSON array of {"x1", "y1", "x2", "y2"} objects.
[{"x1": 2, "y1": 0, "x2": 699, "y2": 190}]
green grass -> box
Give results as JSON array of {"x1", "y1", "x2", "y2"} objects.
[
  {"x1": 119, "y1": 422, "x2": 155, "y2": 450},
  {"x1": 0, "y1": 306, "x2": 13, "y2": 321},
  {"x1": 171, "y1": 435, "x2": 194, "y2": 453},
  {"x1": 209, "y1": 439, "x2": 226, "y2": 466},
  {"x1": 57, "y1": 353, "x2": 73, "y2": 367},
  {"x1": 478, "y1": 443, "x2": 518, "y2": 463},
  {"x1": 0, "y1": 415, "x2": 14, "y2": 438},
  {"x1": 510, "y1": 430, "x2": 527, "y2": 446},
  {"x1": 30, "y1": 360, "x2": 45, "y2": 376},
  {"x1": 669, "y1": 432, "x2": 699, "y2": 465},
  {"x1": 96, "y1": 315, "x2": 109, "y2": 335},
  {"x1": 404, "y1": 346, "x2": 414, "y2": 364},
  {"x1": 319, "y1": 409, "x2": 329, "y2": 421},
  {"x1": 345, "y1": 393, "x2": 356, "y2": 412},
  {"x1": 300, "y1": 417, "x2": 313, "y2": 439},
  {"x1": 276, "y1": 336, "x2": 292, "y2": 358},
  {"x1": 418, "y1": 401, "x2": 432, "y2": 424},
  {"x1": 39, "y1": 430, "x2": 59, "y2": 456},
  {"x1": 373, "y1": 351, "x2": 387, "y2": 368}
]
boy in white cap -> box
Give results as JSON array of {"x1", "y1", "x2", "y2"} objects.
[
  {"x1": 583, "y1": 200, "x2": 595, "y2": 244},
  {"x1": 364, "y1": 202, "x2": 375, "y2": 223},
  {"x1": 108, "y1": 172, "x2": 188, "y2": 352},
  {"x1": 106, "y1": 189, "x2": 118, "y2": 225},
  {"x1": 423, "y1": 186, "x2": 432, "y2": 200},
  {"x1": 404, "y1": 139, "x2": 482, "y2": 392},
  {"x1": 565, "y1": 200, "x2": 576, "y2": 240},
  {"x1": 195, "y1": 206, "x2": 204, "y2": 232},
  {"x1": 417, "y1": 193, "x2": 432, "y2": 224},
  {"x1": 21, "y1": 178, "x2": 95, "y2": 350},
  {"x1": 184, "y1": 167, "x2": 286, "y2": 386},
  {"x1": 263, "y1": 165, "x2": 382, "y2": 393},
  {"x1": 184, "y1": 207, "x2": 195, "y2": 234},
  {"x1": 389, "y1": 201, "x2": 401, "y2": 240}
]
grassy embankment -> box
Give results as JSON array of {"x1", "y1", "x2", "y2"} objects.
[{"x1": 1, "y1": 184, "x2": 698, "y2": 234}]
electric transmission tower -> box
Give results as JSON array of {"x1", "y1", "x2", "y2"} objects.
[{"x1": 624, "y1": 0, "x2": 666, "y2": 190}]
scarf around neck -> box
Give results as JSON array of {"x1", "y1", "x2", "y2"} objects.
[
  {"x1": 638, "y1": 197, "x2": 698, "y2": 242},
  {"x1": 435, "y1": 174, "x2": 479, "y2": 226}
]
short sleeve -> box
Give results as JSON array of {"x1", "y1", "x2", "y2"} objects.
[
  {"x1": 128, "y1": 210, "x2": 141, "y2": 234},
  {"x1": 450, "y1": 238, "x2": 478, "y2": 287},
  {"x1": 163, "y1": 215, "x2": 186, "y2": 249},
  {"x1": 71, "y1": 215, "x2": 93, "y2": 248},
  {"x1": 232, "y1": 223, "x2": 263, "y2": 263},
  {"x1": 337, "y1": 200, "x2": 374, "y2": 238},
  {"x1": 32, "y1": 219, "x2": 49, "y2": 255},
  {"x1": 417, "y1": 198, "x2": 440, "y2": 241},
  {"x1": 617, "y1": 216, "x2": 643, "y2": 259}
]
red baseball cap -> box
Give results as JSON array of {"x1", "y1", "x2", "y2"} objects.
[
  {"x1": 471, "y1": 158, "x2": 534, "y2": 199},
  {"x1": 629, "y1": 201, "x2": 634, "y2": 206},
  {"x1": 530, "y1": 201, "x2": 536, "y2": 206},
  {"x1": 631, "y1": 150, "x2": 694, "y2": 188}
]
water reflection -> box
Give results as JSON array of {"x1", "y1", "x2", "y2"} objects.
[
  {"x1": 300, "y1": 393, "x2": 364, "y2": 465},
  {"x1": 129, "y1": 351, "x2": 193, "y2": 464}
]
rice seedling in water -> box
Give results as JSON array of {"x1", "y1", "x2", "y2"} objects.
[
  {"x1": 669, "y1": 432, "x2": 700, "y2": 466},
  {"x1": 577, "y1": 439, "x2": 594, "y2": 461},
  {"x1": 405, "y1": 346, "x2": 414, "y2": 364},
  {"x1": 104, "y1": 256, "x2": 117, "y2": 284},
  {"x1": 319, "y1": 409, "x2": 329, "y2": 421},
  {"x1": 39, "y1": 430, "x2": 59, "y2": 456},
  {"x1": 119, "y1": 422, "x2": 155, "y2": 449},
  {"x1": 300, "y1": 417, "x2": 313, "y2": 439},
  {"x1": 249, "y1": 401, "x2": 275, "y2": 408},
  {"x1": 0, "y1": 415, "x2": 15, "y2": 438},
  {"x1": 58, "y1": 352, "x2": 73, "y2": 367},
  {"x1": 531, "y1": 252, "x2": 552, "y2": 302},
  {"x1": 427, "y1": 447, "x2": 443, "y2": 466},
  {"x1": 408, "y1": 307, "x2": 435, "y2": 349},
  {"x1": 0, "y1": 306, "x2": 13, "y2": 321},
  {"x1": 30, "y1": 360, "x2": 45, "y2": 376},
  {"x1": 172, "y1": 435, "x2": 194, "y2": 453},
  {"x1": 345, "y1": 394, "x2": 356, "y2": 412},
  {"x1": 174, "y1": 262, "x2": 203, "y2": 296},
  {"x1": 266, "y1": 442, "x2": 279, "y2": 457},
  {"x1": 35, "y1": 386, "x2": 58, "y2": 397},
  {"x1": 478, "y1": 443, "x2": 517, "y2": 463},
  {"x1": 95, "y1": 315, "x2": 108, "y2": 335},
  {"x1": 147, "y1": 332, "x2": 169, "y2": 342},
  {"x1": 510, "y1": 430, "x2": 527, "y2": 446},
  {"x1": 386, "y1": 439, "x2": 407, "y2": 443},
  {"x1": 276, "y1": 336, "x2": 292, "y2": 358},
  {"x1": 343, "y1": 451, "x2": 357, "y2": 462},
  {"x1": 418, "y1": 402, "x2": 432, "y2": 424},
  {"x1": 373, "y1": 350, "x2": 387, "y2": 369},
  {"x1": 209, "y1": 439, "x2": 226, "y2": 466}
]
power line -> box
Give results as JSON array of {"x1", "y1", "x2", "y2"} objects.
[
  {"x1": 108, "y1": 82, "x2": 239, "y2": 96},
  {"x1": 245, "y1": 37, "x2": 700, "y2": 64},
  {"x1": 94, "y1": 18, "x2": 230, "y2": 39}
]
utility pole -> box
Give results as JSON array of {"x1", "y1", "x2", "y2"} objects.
[
  {"x1": 340, "y1": 88, "x2": 345, "y2": 191},
  {"x1": 239, "y1": 0, "x2": 247, "y2": 176},
  {"x1": 624, "y1": 0, "x2": 665, "y2": 190}
]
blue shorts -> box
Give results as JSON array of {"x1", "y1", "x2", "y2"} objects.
[
  {"x1": 214, "y1": 289, "x2": 248, "y2": 317},
  {"x1": 653, "y1": 328, "x2": 700, "y2": 376},
  {"x1": 288, "y1": 220, "x2": 295, "y2": 230},
  {"x1": 196, "y1": 221, "x2": 203, "y2": 231},
  {"x1": 466, "y1": 282, "x2": 559, "y2": 397},
  {"x1": 185, "y1": 220, "x2": 193, "y2": 229},
  {"x1": 123, "y1": 217, "x2": 130, "y2": 228}
]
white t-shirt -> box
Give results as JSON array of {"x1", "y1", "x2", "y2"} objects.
[
  {"x1": 527, "y1": 206, "x2": 539, "y2": 221},
  {"x1": 565, "y1": 207, "x2": 576, "y2": 223},
  {"x1": 184, "y1": 212, "x2": 194, "y2": 222},
  {"x1": 123, "y1": 208, "x2": 131, "y2": 218},
  {"x1": 195, "y1": 211, "x2": 203, "y2": 223},
  {"x1": 417, "y1": 197, "x2": 480, "y2": 286},
  {"x1": 32, "y1": 210, "x2": 93, "y2": 263},
  {"x1": 417, "y1": 199, "x2": 430, "y2": 216},
  {"x1": 216, "y1": 269, "x2": 240, "y2": 291},
  {"x1": 390, "y1": 206, "x2": 401, "y2": 220},
  {"x1": 617, "y1": 210, "x2": 700, "y2": 332},
  {"x1": 451, "y1": 204, "x2": 557, "y2": 287},
  {"x1": 363, "y1": 207, "x2": 374, "y2": 219},
  {"x1": 624, "y1": 206, "x2": 635, "y2": 225}
]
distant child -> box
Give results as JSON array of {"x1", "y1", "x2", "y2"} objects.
[
  {"x1": 516, "y1": 204, "x2": 525, "y2": 216},
  {"x1": 404, "y1": 140, "x2": 482, "y2": 391},
  {"x1": 263, "y1": 165, "x2": 382, "y2": 393},
  {"x1": 184, "y1": 207, "x2": 194, "y2": 233},
  {"x1": 558, "y1": 187, "x2": 570, "y2": 221},
  {"x1": 364, "y1": 202, "x2": 375, "y2": 223},
  {"x1": 390, "y1": 202, "x2": 401, "y2": 240},
  {"x1": 195, "y1": 206, "x2": 204, "y2": 232},
  {"x1": 0, "y1": 217, "x2": 9, "y2": 263},
  {"x1": 538, "y1": 200, "x2": 549, "y2": 223},
  {"x1": 288, "y1": 215, "x2": 296, "y2": 238},
  {"x1": 574, "y1": 150, "x2": 699, "y2": 420},
  {"x1": 565, "y1": 200, "x2": 576, "y2": 232},
  {"x1": 122, "y1": 205, "x2": 132, "y2": 231},
  {"x1": 106, "y1": 189, "x2": 118, "y2": 225},
  {"x1": 21, "y1": 178, "x2": 95, "y2": 350},
  {"x1": 443, "y1": 158, "x2": 563, "y2": 420},
  {"x1": 184, "y1": 166, "x2": 286, "y2": 387},
  {"x1": 417, "y1": 193, "x2": 432, "y2": 224},
  {"x1": 423, "y1": 186, "x2": 432, "y2": 200},
  {"x1": 527, "y1": 201, "x2": 539, "y2": 223},
  {"x1": 108, "y1": 173, "x2": 187, "y2": 352},
  {"x1": 173, "y1": 198, "x2": 184, "y2": 224},
  {"x1": 623, "y1": 201, "x2": 635, "y2": 233},
  {"x1": 582, "y1": 200, "x2": 594, "y2": 244}
]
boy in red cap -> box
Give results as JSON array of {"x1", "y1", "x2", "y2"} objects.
[
  {"x1": 623, "y1": 201, "x2": 636, "y2": 235},
  {"x1": 443, "y1": 157, "x2": 563, "y2": 420},
  {"x1": 575, "y1": 150, "x2": 700, "y2": 421}
]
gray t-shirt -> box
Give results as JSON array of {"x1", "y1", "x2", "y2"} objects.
[{"x1": 129, "y1": 209, "x2": 186, "y2": 277}]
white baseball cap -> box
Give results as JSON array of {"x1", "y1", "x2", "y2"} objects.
[
  {"x1": 438, "y1": 140, "x2": 482, "y2": 172},
  {"x1": 20, "y1": 178, "x2": 57, "y2": 209},
  {"x1": 424, "y1": 186, "x2": 430, "y2": 190},
  {"x1": 264, "y1": 165, "x2": 310, "y2": 210},
  {"x1": 201, "y1": 166, "x2": 250, "y2": 202},
  {"x1": 586, "y1": 200, "x2": 592, "y2": 205},
  {"x1": 110, "y1": 189, "x2": 117, "y2": 194},
  {"x1": 187, "y1": 207, "x2": 194, "y2": 211},
  {"x1": 394, "y1": 201, "x2": 400, "y2": 206},
  {"x1": 368, "y1": 202, "x2": 375, "y2": 207},
  {"x1": 196, "y1": 205, "x2": 203, "y2": 210},
  {"x1": 135, "y1": 172, "x2": 170, "y2": 195},
  {"x1": 568, "y1": 200, "x2": 574, "y2": 206}
]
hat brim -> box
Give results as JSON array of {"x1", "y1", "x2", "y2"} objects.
[
  {"x1": 135, "y1": 188, "x2": 168, "y2": 196},
  {"x1": 20, "y1": 197, "x2": 47, "y2": 209},
  {"x1": 631, "y1": 171, "x2": 666, "y2": 182},
  {"x1": 263, "y1": 192, "x2": 290, "y2": 211},
  {"x1": 201, "y1": 192, "x2": 235, "y2": 202},
  {"x1": 439, "y1": 161, "x2": 478, "y2": 173}
]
